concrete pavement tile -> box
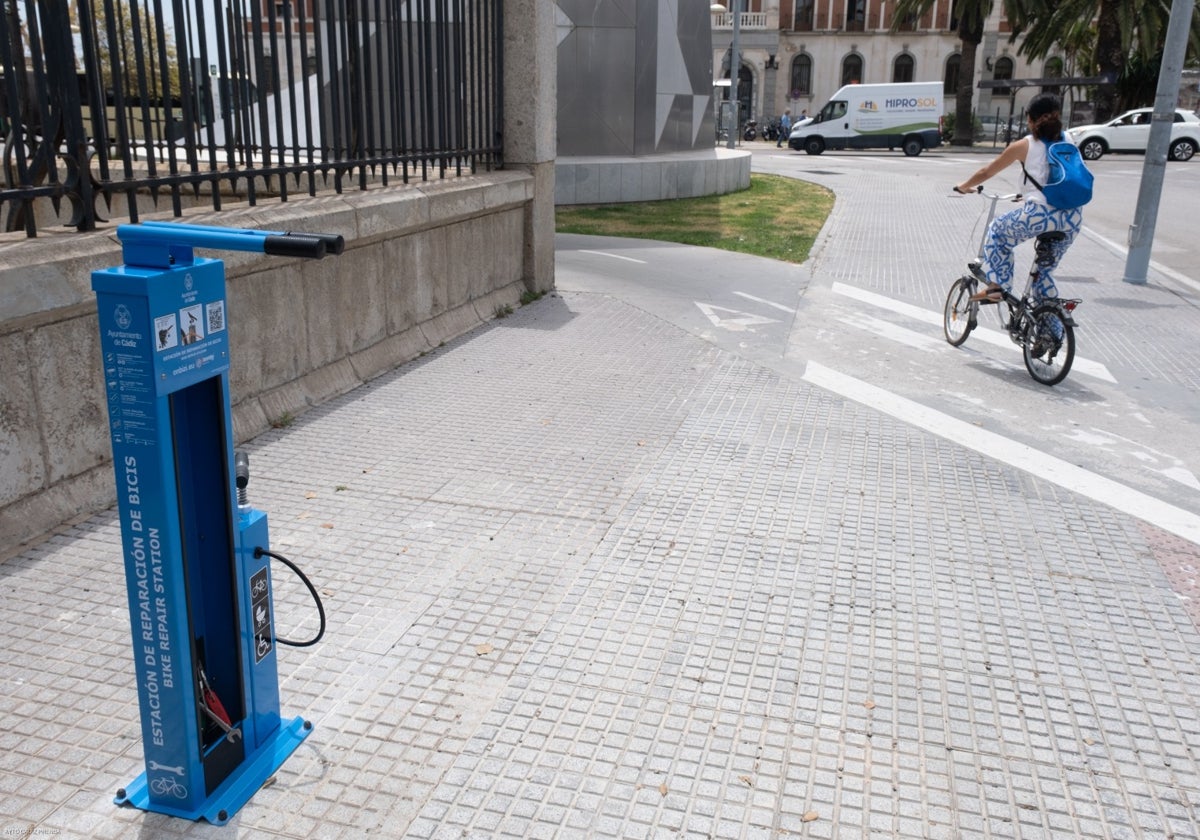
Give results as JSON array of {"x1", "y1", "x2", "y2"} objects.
[{"x1": 4, "y1": 289, "x2": 1200, "y2": 838}]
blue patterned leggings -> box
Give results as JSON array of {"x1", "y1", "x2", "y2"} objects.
[{"x1": 982, "y1": 201, "x2": 1083, "y2": 300}]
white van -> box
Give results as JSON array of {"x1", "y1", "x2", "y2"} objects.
[{"x1": 788, "y1": 82, "x2": 944, "y2": 156}]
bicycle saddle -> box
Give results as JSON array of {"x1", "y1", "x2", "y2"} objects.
[{"x1": 1033, "y1": 231, "x2": 1067, "y2": 267}]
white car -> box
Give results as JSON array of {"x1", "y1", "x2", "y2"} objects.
[{"x1": 1066, "y1": 108, "x2": 1200, "y2": 162}]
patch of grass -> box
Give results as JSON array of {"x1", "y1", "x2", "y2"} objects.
[
  {"x1": 520, "y1": 289, "x2": 546, "y2": 306},
  {"x1": 554, "y1": 174, "x2": 833, "y2": 264},
  {"x1": 494, "y1": 303, "x2": 514, "y2": 319},
  {"x1": 270, "y1": 412, "x2": 295, "y2": 429}
]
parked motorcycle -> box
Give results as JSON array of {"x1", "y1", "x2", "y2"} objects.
[{"x1": 742, "y1": 120, "x2": 759, "y2": 141}]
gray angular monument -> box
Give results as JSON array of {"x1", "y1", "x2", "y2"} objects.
[{"x1": 554, "y1": 0, "x2": 750, "y2": 205}]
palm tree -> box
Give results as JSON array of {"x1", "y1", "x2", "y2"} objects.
[
  {"x1": 1004, "y1": 0, "x2": 1200, "y2": 119},
  {"x1": 892, "y1": 0, "x2": 993, "y2": 146}
]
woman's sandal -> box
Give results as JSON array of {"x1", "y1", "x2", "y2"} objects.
[{"x1": 969, "y1": 283, "x2": 1004, "y2": 303}]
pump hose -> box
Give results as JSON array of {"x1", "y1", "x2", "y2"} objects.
[{"x1": 254, "y1": 547, "x2": 327, "y2": 647}]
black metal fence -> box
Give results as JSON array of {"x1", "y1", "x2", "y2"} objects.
[{"x1": 0, "y1": 0, "x2": 503, "y2": 237}]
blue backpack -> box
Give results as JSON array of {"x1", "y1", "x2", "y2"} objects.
[{"x1": 1022, "y1": 137, "x2": 1094, "y2": 209}]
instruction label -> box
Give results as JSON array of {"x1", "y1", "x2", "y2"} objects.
[
  {"x1": 151, "y1": 266, "x2": 230, "y2": 395},
  {"x1": 250, "y1": 568, "x2": 273, "y2": 663}
]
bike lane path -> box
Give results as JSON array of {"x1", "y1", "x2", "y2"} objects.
[
  {"x1": 749, "y1": 148, "x2": 1200, "y2": 514},
  {"x1": 549, "y1": 228, "x2": 1200, "y2": 839}
]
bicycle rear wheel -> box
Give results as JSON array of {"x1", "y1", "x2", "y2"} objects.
[
  {"x1": 943, "y1": 277, "x2": 977, "y2": 346},
  {"x1": 1022, "y1": 304, "x2": 1075, "y2": 385}
]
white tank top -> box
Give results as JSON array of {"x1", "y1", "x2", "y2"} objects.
[{"x1": 1022, "y1": 136, "x2": 1051, "y2": 205}]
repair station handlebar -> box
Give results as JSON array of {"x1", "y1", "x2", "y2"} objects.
[{"x1": 116, "y1": 221, "x2": 346, "y2": 268}]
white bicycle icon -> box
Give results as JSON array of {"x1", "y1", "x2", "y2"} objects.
[{"x1": 149, "y1": 776, "x2": 189, "y2": 799}]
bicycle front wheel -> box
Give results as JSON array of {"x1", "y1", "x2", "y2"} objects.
[
  {"x1": 1022, "y1": 304, "x2": 1075, "y2": 385},
  {"x1": 943, "y1": 277, "x2": 977, "y2": 346}
]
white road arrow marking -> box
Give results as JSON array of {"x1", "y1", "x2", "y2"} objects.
[
  {"x1": 695, "y1": 302, "x2": 780, "y2": 331},
  {"x1": 578, "y1": 249, "x2": 647, "y2": 264},
  {"x1": 732, "y1": 291, "x2": 796, "y2": 313}
]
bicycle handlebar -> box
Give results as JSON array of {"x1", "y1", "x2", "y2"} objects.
[{"x1": 950, "y1": 185, "x2": 1022, "y2": 201}]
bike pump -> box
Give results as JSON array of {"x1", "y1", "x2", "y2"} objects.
[{"x1": 92, "y1": 222, "x2": 343, "y2": 823}]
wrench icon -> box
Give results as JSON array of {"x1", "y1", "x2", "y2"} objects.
[{"x1": 148, "y1": 760, "x2": 185, "y2": 776}]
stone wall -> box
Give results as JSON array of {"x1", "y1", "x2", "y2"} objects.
[
  {"x1": 0, "y1": 172, "x2": 536, "y2": 555},
  {"x1": 1, "y1": 0, "x2": 558, "y2": 556},
  {"x1": 555, "y1": 147, "x2": 751, "y2": 205}
]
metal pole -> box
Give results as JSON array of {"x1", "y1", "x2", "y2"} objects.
[
  {"x1": 725, "y1": 0, "x2": 741, "y2": 150},
  {"x1": 1122, "y1": 0, "x2": 1195, "y2": 285}
]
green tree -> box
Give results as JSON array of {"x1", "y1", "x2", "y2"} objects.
[
  {"x1": 1004, "y1": 0, "x2": 1200, "y2": 118},
  {"x1": 892, "y1": 0, "x2": 992, "y2": 146},
  {"x1": 83, "y1": 0, "x2": 181, "y2": 101}
]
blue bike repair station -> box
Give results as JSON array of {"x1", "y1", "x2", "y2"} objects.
[{"x1": 92, "y1": 222, "x2": 340, "y2": 823}]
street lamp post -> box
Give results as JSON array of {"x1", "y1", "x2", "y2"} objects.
[
  {"x1": 712, "y1": 1, "x2": 741, "y2": 150},
  {"x1": 1122, "y1": 0, "x2": 1195, "y2": 285}
]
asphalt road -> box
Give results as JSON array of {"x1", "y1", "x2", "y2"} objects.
[
  {"x1": 1072, "y1": 154, "x2": 1196, "y2": 286},
  {"x1": 556, "y1": 145, "x2": 1200, "y2": 539},
  {"x1": 769, "y1": 142, "x2": 1198, "y2": 287}
]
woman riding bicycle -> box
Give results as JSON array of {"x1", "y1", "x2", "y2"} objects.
[{"x1": 952, "y1": 93, "x2": 1082, "y2": 305}]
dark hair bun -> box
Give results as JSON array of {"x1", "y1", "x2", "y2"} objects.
[{"x1": 1028, "y1": 93, "x2": 1062, "y2": 120}]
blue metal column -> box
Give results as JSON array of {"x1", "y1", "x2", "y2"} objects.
[{"x1": 92, "y1": 223, "x2": 339, "y2": 823}]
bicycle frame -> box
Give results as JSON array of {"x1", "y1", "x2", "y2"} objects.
[
  {"x1": 964, "y1": 189, "x2": 1066, "y2": 326},
  {"x1": 944, "y1": 187, "x2": 1080, "y2": 385}
]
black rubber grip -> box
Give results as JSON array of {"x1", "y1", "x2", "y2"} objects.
[
  {"x1": 263, "y1": 234, "x2": 327, "y2": 259},
  {"x1": 308, "y1": 232, "x2": 345, "y2": 256}
]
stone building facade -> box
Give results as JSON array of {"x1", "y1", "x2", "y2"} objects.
[{"x1": 713, "y1": 0, "x2": 1070, "y2": 130}]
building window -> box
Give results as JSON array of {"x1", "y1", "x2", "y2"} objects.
[
  {"x1": 944, "y1": 53, "x2": 961, "y2": 96},
  {"x1": 841, "y1": 54, "x2": 863, "y2": 86},
  {"x1": 845, "y1": 0, "x2": 865, "y2": 31},
  {"x1": 893, "y1": 54, "x2": 915, "y2": 83},
  {"x1": 794, "y1": 0, "x2": 814, "y2": 31},
  {"x1": 791, "y1": 54, "x2": 813, "y2": 97},
  {"x1": 992, "y1": 56, "x2": 1014, "y2": 97}
]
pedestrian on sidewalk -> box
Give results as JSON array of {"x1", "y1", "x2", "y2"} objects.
[
  {"x1": 952, "y1": 93, "x2": 1082, "y2": 305},
  {"x1": 776, "y1": 108, "x2": 792, "y2": 148}
]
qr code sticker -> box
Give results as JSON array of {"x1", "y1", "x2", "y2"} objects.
[{"x1": 206, "y1": 300, "x2": 227, "y2": 334}]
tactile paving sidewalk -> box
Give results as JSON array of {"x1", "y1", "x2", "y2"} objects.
[{"x1": 3, "y1": 291, "x2": 1199, "y2": 839}]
